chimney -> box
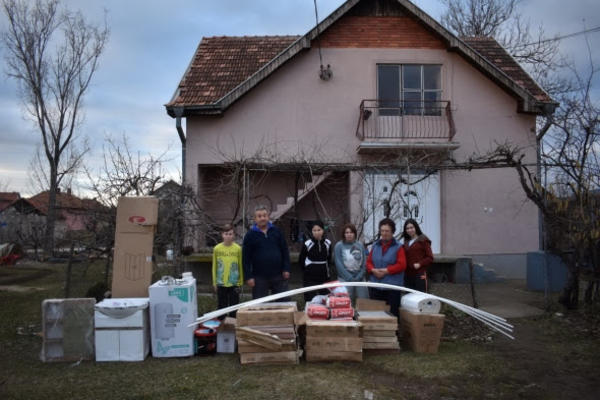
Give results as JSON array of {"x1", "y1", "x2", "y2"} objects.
[{"x1": 67, "y1": 187, "x2": 72, "y2": 195}]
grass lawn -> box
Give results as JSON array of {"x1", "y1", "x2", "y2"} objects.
[{"x1": 0, "y1": 261, "x2": 599, "y2": 400}]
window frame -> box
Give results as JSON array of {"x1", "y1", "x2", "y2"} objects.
[{"x1": 376, "y1": 64, "x2": 442, "y2": 116}]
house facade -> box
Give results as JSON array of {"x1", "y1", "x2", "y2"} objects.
[{"x1": 165, "y1": 0, "x2": 555, "y2": 278}]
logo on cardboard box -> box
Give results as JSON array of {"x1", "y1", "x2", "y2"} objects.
[{"x1": 128, "y1": 215, "x2": 146, "y2": 224}]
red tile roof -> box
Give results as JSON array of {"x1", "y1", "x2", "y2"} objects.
[
  {"x1": 462, "y1": 37, "x2": 551, "y2": 102},
  {"x1": 168, "y1": 34, "x2": 551, "y2": 111},
  {"x1": 0, "y1": 192, "x2": 20, "y2": 212},
  {"x1": 28, "y1": 191, "x2": 103, "y2": 215},
  {"x1": 168, "y1": 36, "x2": 299, "y2": 107}
]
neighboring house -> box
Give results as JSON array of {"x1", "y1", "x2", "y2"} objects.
[
  {"x1": 0, "y1": 195, "x2": 45, "y2": 246},
  {"x1": 27, "y1": 189, "x2": 105, "y2": 235},
  {"x1": 165, "y1": 0, "x2": 556, "y2": 278},
  {"x1": 0, "y1": 192, "x2": 20, "y2": 213}
]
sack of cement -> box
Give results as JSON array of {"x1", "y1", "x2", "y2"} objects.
[{"x1": 401, "y1": 293, "x2": 441, "y2": 314}]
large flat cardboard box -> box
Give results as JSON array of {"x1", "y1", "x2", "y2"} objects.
[
  {"x1": 236, "y1": 304, "x2": 296, "y2": 327},
  {"x1": 356, "y1": 298, "x2": 389, "y2": 312},
  {"x1": 305, "y1": 337, "x2": 363, "y2": 352},
  {"x1": 363, "y1": 342, "x2": 400, "y2": 350},
  {"x1": 239, "y1": 351, "x2": 301, "y2": 365},
  {"x1": 241, "y1": 325, "x2": 296, "y2": 340},
  {"x1": 362, "y1": 336, "x2": 399, "y2": 344},
  {"x1": 237, "y1": 339, "x2": 297, "y2": 353},
  {"x1": 111, "y1": 196, "x2": 158, "y2": 298},
  {"x1": 305, "y1": 350, "x2": 363, "y2": 362},
  {"x1": 400, "y1": 309, "x2": 445, "y2": 354},
  {"x1": 236, "y1": 326, "x2": 296, "y2": 351},
  {"x1": 305, "y1": 320, "x2": 362, "y2": 337}
]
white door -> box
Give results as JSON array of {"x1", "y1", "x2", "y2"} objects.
[{"x1": 363, "y1": 172, "x2": 440, "y2": 253}]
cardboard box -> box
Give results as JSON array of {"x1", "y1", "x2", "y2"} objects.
[
  {"x1": 149, "y1": 276, "x2": 198, "y2": 357},
  {"x1": 400, "y1": 309, "x2": 445, "y2": 354},
  {"x1": 305, "y1": 337, "x2": 363, "y2": 352},
  {"x1": 41, "y1": 298, "x2": 95, "y2": 362},
  {"x1": 111, "y1": 197, "x2": 159, "y2": 298},
  {"x1": 241, "y1": 325, "x2": 296, "y2": 340},
  {"x1": 217, "y1": 331, "x2": 236, "y2": 354},
  {"x1": 305, "y1": 350, "x2": 363, "y2": 362},
  {"x1": 237, "y1": 339, "x2": 297, "y2": 353},
  {"x1": 305, "y1": 320, "x2": 361, "y2": 337},
  {"x1": 94, "y1": 298, "x2": 150, "y2": 362},
  {"x1": 363, "y1": 342, "x2": 400, "y2": 350},
  {"x1": 356, "y1": 298, "x2": 389, "y2": 312},
  {"x1": 236, "y1": 304, "x2": 296, "y2": 327},
  {"x1": 236, "y1": 326, "x2": 296, "y2": 351},
  {"x1": 217, "y1": 317, "x2": 236, "y2": 354},
  {"x1": 362, "y1": 336, "x2": 399, "y2": 344},
  {"x1": 239, "y1": 351, "x2": 301, "y2": 365},
  {"x1": 362, "y1": 329, "x2": 397, "y2": 337}
]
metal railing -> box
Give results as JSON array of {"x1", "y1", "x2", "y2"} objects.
[{"x1": 356, "y1": 99, "x2": 456, "y2": 141}]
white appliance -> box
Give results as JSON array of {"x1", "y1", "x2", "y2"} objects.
[{"x1": 149, "y1": 274, "x2": 198, "y2": 357}]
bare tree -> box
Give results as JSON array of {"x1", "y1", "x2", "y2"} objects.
[
  {"x1": 1, "y1": 0, "x2": 108, "y2": 254},
  {"x1": 440, "y1": 0, "x2": 563, "y2": 84},
  {"x1": 441, "y1": 0, "x2": 518, "y2": 37},
  {"x1": 27, "y1": 139, "x2": 89, "y2": 195},
  {"x1": 465, "y1": 48, "x2": 600, "y2": 307},
  {"x1": 84, "y1": 135, "x2": 168, "y2": 207}
]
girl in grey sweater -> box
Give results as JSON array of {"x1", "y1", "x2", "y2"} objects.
[{"x1": 334, "y1": 223, "x2": 368, "y2": 303}]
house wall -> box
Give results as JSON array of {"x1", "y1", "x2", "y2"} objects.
[{"x1": 185, "y1": 34, "x2": 539, "y2": 276}]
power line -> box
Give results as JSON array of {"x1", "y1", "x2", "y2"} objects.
[{"x1": 517, "y1": 25, "x2": 600, "y2": 47}]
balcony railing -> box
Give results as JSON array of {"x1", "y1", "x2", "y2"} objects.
[{"x1": 356, "y1": 99, "x2": 456, "y2": 141}]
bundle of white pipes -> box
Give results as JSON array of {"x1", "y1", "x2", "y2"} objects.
[{"x1": 190, "y1": 281, "x2": 514, "y2": 339}]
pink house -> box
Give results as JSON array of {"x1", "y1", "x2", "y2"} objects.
[{"x1": 165, "y1": 0, "x2": 555, "y2": 278}]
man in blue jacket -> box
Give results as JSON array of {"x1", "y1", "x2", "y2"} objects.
[{"x1": 242, "y1": 205, "x2": 291, "y2": 299}]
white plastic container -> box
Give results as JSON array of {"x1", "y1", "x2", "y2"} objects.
[{"x1": 401, "y1": 293, "x2": 441, "y2": 314}]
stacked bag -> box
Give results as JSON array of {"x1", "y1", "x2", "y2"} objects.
[{"x1": 303, "y1": 284, "x2": 363, "y2": 362}]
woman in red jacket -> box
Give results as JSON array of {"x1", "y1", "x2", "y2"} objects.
[{"x1": 402, "y1": 219, "x2": 434, "y2": 293}]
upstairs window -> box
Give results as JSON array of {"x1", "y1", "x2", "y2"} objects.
[{"x1": 377, "y1": 64, "x2": 442, "y2": 116}]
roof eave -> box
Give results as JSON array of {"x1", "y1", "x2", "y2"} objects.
[{"x1": 165, "y1": 103, "x2": 224, "y2": 117}]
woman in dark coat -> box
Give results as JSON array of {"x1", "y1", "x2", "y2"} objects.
[
  {"x1": 299, "y1": 221, "x2": 332, "y2": 301},
  {"x1": 402, "y1": 219, "x2": 434, "y2": 293}
]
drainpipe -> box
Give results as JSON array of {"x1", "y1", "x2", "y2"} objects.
[
  {"x1": 173, "y1": 106, "x2": 186, "y2": 273},
  {"x1": 173, "y1": 106, "x2": 186, "y2": 182}
]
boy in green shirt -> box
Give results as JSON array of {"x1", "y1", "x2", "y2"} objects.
[{"x1": 212, "y1": 224, "x2": 243, "y2": 317}]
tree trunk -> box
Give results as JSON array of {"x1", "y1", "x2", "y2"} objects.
[
  {"x1": 559, "y1": 256, "x2": 579, "y2": 309},
  {"x1": 64, "y1": 241, "x2": 75, "y2": 298},
  {"x1": 44, "y1": 166, "x2": 59, "y2": 256}
]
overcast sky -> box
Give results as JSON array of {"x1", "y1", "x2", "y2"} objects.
[{"x1": 1, "y1": 0, "x2": 599, "y2": 196}]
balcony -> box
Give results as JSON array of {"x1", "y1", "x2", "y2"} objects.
[{"x1": 355, "y1": 99, "x2": 459, "y2": 153}]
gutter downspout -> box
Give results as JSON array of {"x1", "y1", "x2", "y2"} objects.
[
  {"x1": 173, "y1": 106, "x2": 186, "y2": 182},
  {"x1": 173, "y1": 106, "x2": 186, "y2": 274}
]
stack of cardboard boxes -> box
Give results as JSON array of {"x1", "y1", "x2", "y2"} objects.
[
  {"x1": 235, "y1": 303, "x2": 300, "y2": 365},
  {"x1": 356, "y1": 311, "x2": 400, "y2": 351},
  {"x1": 304, "y1": 319, "x2": 363, "y2": 362}
]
